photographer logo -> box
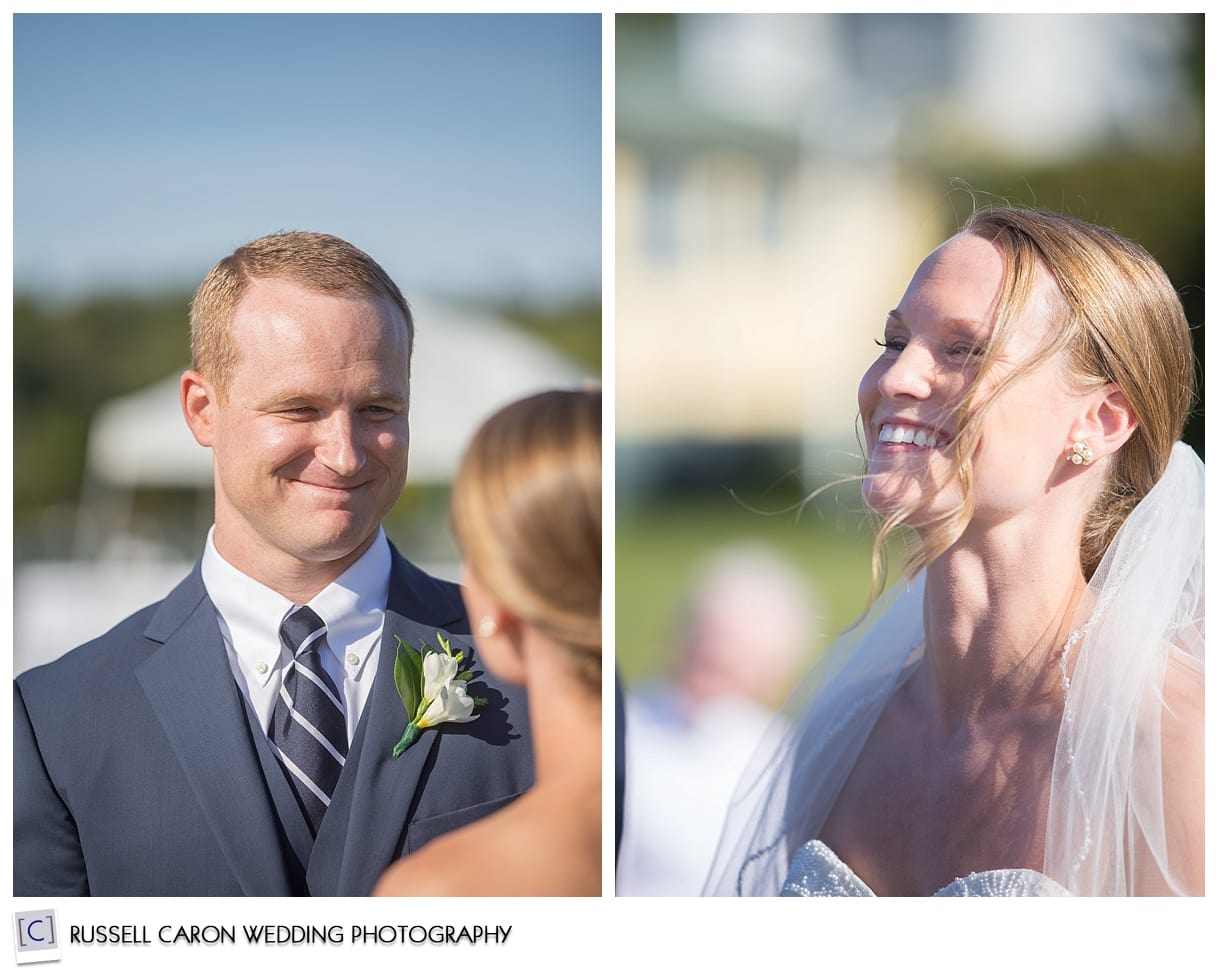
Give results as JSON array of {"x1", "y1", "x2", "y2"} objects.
[{"x1": 12, "y1": 911, "x2": 59, "y2": 965}]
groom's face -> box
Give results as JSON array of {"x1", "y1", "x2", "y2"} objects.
[{"x1": 197, "y1": 276, "x2": 411, "y2": 579}]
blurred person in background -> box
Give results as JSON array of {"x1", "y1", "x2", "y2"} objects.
[
  {"x1": 617, "y1": 544, "x2": 817, "y2": 895},
  {"x1": 375, "y1": 388, "x2": 602, "y2": 895},
  {"x1": 616, "y1": 669, "x2": 627, "y2": 862},
  {"x1": 14, "y1": 231, "x2": 533, "y2": 896},
  {"x1": 708, "y1": 208, "x2": 1203, "y2": 896}
]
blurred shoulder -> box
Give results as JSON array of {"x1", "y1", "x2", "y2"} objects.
[
  {"x1": 1156, "y1": 644, "x2": 1203, "y2": 893},
  {"x1": 18, "y1": 599, "x2": 165, "y2": 696},
  {"x1": 16, "y1": 567, "x2": 206, "y2": 703},
  {"x1": 374, "y1": 787, "x2": 599, "y2": 896}
]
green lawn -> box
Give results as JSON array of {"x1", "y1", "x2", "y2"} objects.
[{"x1": 615, "y1": 493, "x2": 897, "y2": 686}]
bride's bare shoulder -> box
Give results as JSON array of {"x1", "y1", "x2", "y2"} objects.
[
  {"x1": 1157, "y1": 645, "x2": 1203, "y2": 894},
  {"x1": 1161, "y1": 645, "x2": 1203, "y2": 731},
  {"x1": 371, "y1": 786, "x2": 600, "y2": 897}
]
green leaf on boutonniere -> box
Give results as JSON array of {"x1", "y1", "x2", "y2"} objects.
[{"x1": 394, "y1": 636, "x2": 423, "y2": 721}]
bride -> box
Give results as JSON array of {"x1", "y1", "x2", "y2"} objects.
[
  {"x1": 707, "y1": 207, "x2": 1203, "y2": 896},
  {"x1": 373, "y1": 388, "x2": 601, "y2": 895}
]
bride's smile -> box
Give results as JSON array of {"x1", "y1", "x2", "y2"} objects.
[
  {"x1": 858, "y1": 231, "x2": 1102, "y2": 530},
  {"x1": 711, "y1": 207, "x2": 1202, "y2": 898},
  {"x1": 875, "y1": 422, "x2": 947, "y2": 448}
]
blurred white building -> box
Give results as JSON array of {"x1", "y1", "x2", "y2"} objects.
[{"x1": 616, "y1": 13, "x2": 1197, "y2": 457}]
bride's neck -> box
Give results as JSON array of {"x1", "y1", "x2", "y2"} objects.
[
  {"x1": 920, "y1": 527, "x2": 1089, "y2": 723},
  {"x1": 517, "y1": 627, "x2": 601, "y2": 789}
]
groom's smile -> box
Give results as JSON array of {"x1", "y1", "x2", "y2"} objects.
[{"x1": 183, "y1": 275, "x2": 411, "y2": 586}]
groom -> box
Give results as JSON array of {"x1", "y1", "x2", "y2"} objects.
[{"x1": 14, "y1": 231, "x2": 533, "y2": 896}]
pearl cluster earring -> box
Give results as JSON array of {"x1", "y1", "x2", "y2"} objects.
[{"x1": 1066, "y1": 441, "x2": 1093, "y2": 466}]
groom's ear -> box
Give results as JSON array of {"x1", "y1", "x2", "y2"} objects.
[{"x1": 181, "y1": 370, "x2": 219, "y2": 447}]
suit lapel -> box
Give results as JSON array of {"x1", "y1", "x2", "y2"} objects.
[
  {"x1": 135, "y1": 569, "x2": 296, "y2": 896},
  {"x1": 307, "y1": 550, "x2": 468, "y2": 896}
]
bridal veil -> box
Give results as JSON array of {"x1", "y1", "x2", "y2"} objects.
[{"x1": 706, "y1": 441, "x2": 1204, "y2": 896}]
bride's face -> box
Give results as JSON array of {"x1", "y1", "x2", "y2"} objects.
[{"x1": 858, "y1": 233, "x2": 1084, "y2": 527}]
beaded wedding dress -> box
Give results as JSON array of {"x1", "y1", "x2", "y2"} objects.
[
  {"x1": 780, "y1": 840, "x2": 1070, "y2": 897},
  {"x1": 706, "y1": 443, "x2": 1204, "y2": 897}
]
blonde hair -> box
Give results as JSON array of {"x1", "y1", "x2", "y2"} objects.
[
  {"x1": 870, "y1": 207, "x2": 1195, "y2": 590},
  {"x1": 451, "y1": 389, "x2": 602, "y2": 690},
  {"x1": 190, "y1": 231, "x2": 412, "y2": 396}
]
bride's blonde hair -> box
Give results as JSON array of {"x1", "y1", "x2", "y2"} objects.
[
  {"x1": 450, "y1": 389, "x2": 602, "y2": 690},
  {"x1": 869, "y1": 207, "x2": 1194, "y2": 591}
]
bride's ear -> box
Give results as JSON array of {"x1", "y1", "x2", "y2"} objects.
[
  {"x1": 473, "y1": 606, "x2": 529, "y2": 684},
  {"x1": 460, "y1": 567, "x2": 529, "y2": 684},
  {"x1": 1069, "y1": 384, "x2": 1138, "y2": 461}
]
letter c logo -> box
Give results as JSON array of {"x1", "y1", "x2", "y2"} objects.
[{"x1": 26, "y1": 920, "x2": 45, "y2": 943}]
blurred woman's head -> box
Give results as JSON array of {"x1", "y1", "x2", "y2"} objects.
[
  {"x1": 859, "y1": 206, "x2": 1193, "y2": 583},
  {"x1": 451, "y1": 388, "x2": 602, "y2": 690}
]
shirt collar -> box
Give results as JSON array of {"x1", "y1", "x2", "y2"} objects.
[{"x1": 201, "y1": 528, "x2": 392, "y2": 686}]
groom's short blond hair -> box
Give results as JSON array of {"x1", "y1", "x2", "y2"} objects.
[{"x1": 189, "y1": 231, "x2": 413, "y2": 398}]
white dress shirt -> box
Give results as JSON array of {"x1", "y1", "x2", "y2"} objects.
[{"x1": 200, "y1": 528, "x2": 392, "y2": 744}]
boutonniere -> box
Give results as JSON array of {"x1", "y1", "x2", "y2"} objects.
[{"x1": 391, "y1": 632, "x2": 488, "y2": 757}]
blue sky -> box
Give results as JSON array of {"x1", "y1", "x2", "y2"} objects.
[{"x1": 13, "y1": 14, "x2": 601, "y2": 304}]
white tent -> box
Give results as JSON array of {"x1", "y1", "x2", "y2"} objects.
[{"x1": 85, "y1": 294, "x2": 593, "y2": 487}]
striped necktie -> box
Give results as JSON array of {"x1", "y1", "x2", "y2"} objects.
[{"x1": 269, "y1": 605, "x2": 348, "y2": 835}]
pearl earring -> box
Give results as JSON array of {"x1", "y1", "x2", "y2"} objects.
[
  {"x1": 1066, "y1": 441, "x2": 1093, "y2": 466},
  {"x1": 477, "y1": 616, "x2": 498, "y2": 637}
]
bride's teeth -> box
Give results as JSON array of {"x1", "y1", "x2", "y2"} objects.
[{"x1": 877, "y1": 423, "x2": 942, "y2": 448}]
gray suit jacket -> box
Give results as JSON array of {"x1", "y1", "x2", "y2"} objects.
[{"x1": 14, "y1": 548, "x2": 533, "y2": 896}]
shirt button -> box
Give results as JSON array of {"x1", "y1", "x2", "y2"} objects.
[
  {"x1": 346, "y1": 653, "x2": 360, "y2": 666},
  {"x1": 255, "y1": 661, "x2": 269, "y2": 675}
]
